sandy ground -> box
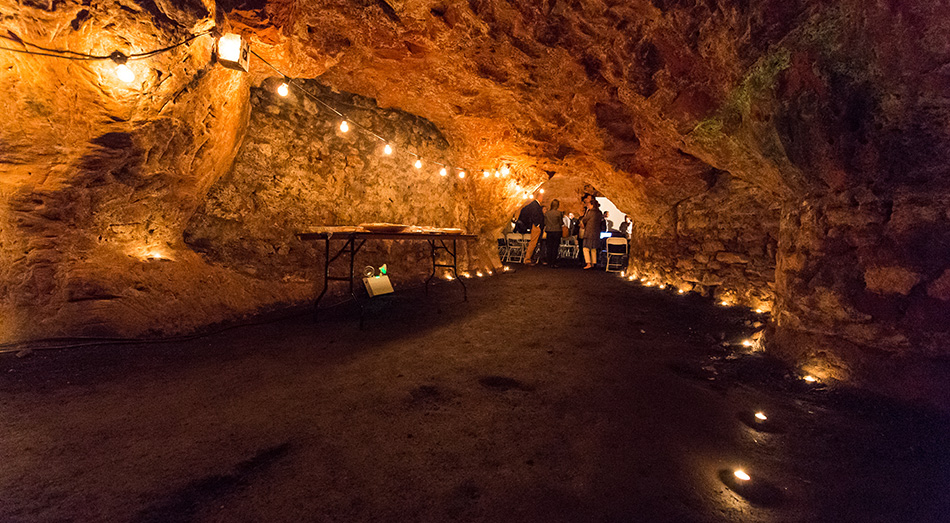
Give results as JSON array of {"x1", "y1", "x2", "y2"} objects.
[{"x1": 1, "y1": 267, "x2": 949, "y2": 522}]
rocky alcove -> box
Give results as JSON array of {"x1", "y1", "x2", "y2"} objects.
[{"x1": 1, "y1": 0, "x2": 949, "y2": 409}]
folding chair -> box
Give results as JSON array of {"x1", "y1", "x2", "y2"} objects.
[
  {"x1": 506, "y1": 233, "x2": 526, "y2": 263},
  {"x1": 605, "y1": 237, "x2": 628, "y2": 272},
  {"x1": 497, "y1": 237, "x2": 509, "y2": 262}
]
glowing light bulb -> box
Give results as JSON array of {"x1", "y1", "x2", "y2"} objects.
[
  {"x1": 458, "y1": 171, "x2": 465, "y2": 178},
  {"x1": 476, "y1": 271, "x2": 484, "y2": 277},
  {"x1": 658, "y1": 284, "x2": 666, "y2": 289},
  {"x1": 440, "y1": 168, "x2": 447, "y2": 177},
  {"x1": 494, "y1": 170, "x2": 500, "y2": 177},
  {"x1": 340, "y1": 120, "x2": 349, "y2": 132},
  {"x1": 461, "y1": 272, "x2": 471, "y2": 278},
  {"x1": 640, "y1": 277, "x2": 647, "y2": 282},
  {"x1": 754, "y1": 411, "x2": 767, "y2": 421},
  {"x1": 755, "y1": 308, "x2": 765, "y2": 314},
  {"x1": 803, "y1": 375, "x2": 817, "y2": 383},
  {"x1": 384, "y1": 144, "x2": 393, "y2": 155},
  {"x1": 483, "y1": 170, "x2": 490, "y2": 178},
  {"x1": 115, "y1": 64, "x2": 135, "y2": 83},
  {"x1": 501, "y1": 165, "x2": 510, "y2": 175},
  {"x1": 678, "y1": 289, "x2": 685, "y2": 294},
  {"x1": 503, "y1": 266, "x2": 510, "y2": 271},
  {"x1": 734, "y1": 470, "x2": 751, "y2": 481},
  {"x1": 445, "y1": 274, "x2": 454, "y2": 280},
  {"x1": 720, "y1": 300, "x2": 730, "y2": 306},
  {"x1": 540, "y1": 188, "x2": 545, "y2": 194},
  {"x1": 741, "y1": 339, "x2": 754, "y2": 347},
  {"x1": 414, "y1": 159, "x2": 422, "y2": 169},
  {"x1": 277, "y1": 83, "x2": 289, "y2": 96}
]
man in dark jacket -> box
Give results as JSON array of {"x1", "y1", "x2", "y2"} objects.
[{"x1": 517, "y1": 193, "x2": 544, "y2": 265}]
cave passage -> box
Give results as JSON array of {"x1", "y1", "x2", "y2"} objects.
[{"x1": 2, "y1": 268, "x2": 948, "y2": 522}]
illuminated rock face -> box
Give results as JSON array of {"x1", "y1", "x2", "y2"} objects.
[
  {"x1": 184, "y1": 81, "x2": 492, "y2": 286},
  {"x1": 1, "y1": 0, "x2": 949, "y2": 404}
]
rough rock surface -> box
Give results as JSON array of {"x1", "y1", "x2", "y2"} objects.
[
  {"x1": 185, "y1": 81, "x2": 500, "y2": 286},
  {"x1": 2, "y1": 0, "x2": 950, "y2": 405}
]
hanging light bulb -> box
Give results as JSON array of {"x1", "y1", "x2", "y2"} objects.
[
  {"x1": 540, "y1": 188, "x2": 545, "y2": 194},
  {"x1": 501, "y1": 165, "x2": 510, "y2": 175},
  {"x1": 439, "y1": 167, "x2": 447, "y2": 177},
  {"x1": 494, "y1": 170, "x2": 500, "y2": 178},
  {"x1": 483, "y1": 170, "x2": 490, "y2": 178},
  {"x1": 277, "y1": 83, "x2": 289, "y2": 96},
  {"x1": 109, "y1": 52, "x2": 135, "y2": 83},
  {"x1": 384, "y1": 144, "x2": 393, "y2": 155},
  {"x1": 458, "y1": 170, "x2": 466, "y2": 178},
  {"x1": 340, "y1": 120, "x2": 349, "y2": 132},
  {"x1": 414, "y1": 159, "x2": 422, "y2": 169},
  {"x1": 115, "y1": 63, "x2": 135, "y2": 83}
]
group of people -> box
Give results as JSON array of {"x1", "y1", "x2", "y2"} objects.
[{"x1": 512, "y1": 192, "x2": 630, "y2": 270}]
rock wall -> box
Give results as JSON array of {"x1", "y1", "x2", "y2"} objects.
[
  {"x1": 185, "y1": 80, "x2": 499, "y2": 287},
  {"x1": 627, "y1": 172, "x2": 779, "y2": 310},
  {"x1": 4, "y1": 0, "x2": 950, "y2": 406}
]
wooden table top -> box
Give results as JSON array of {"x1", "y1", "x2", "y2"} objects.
[{"x1": 296, "y1": 230, "x2": 478, "y2": 241}]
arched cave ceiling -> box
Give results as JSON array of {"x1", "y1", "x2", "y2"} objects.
[{"x1": 233, "y1": 0, "x2": 794, "y2": 220}]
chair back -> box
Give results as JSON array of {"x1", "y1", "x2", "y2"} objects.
[{"x1": 606, "y1": 237, "x2": 627, "y2": 253}]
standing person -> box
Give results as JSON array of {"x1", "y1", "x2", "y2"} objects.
[
  {"x1": 543, "y1": 199, "x2": 564, "y2": 267},
  {"x1": 581, "y1": 197, "x2": 604, "y2": 270},
  {"x1": 619, "y1": 215, "x2": 631, "y2": 237},
  {"x1": 603, "y1": 211, "x2": 614, "y2": 232},
  {"x1": 517, "y1": 192, "x2": 544, "y2": 265},
  {"x1": 577, "y1": 193, "x2": 592, "y2": 260}
]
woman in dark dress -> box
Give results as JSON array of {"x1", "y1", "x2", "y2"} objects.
[{"x1": 580, "y1": 197, "x2": 604, "y2": 269}]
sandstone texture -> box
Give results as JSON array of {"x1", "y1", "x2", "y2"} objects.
[{"x1": 2, "y1": 0, "x2": 950, "y2": 405}]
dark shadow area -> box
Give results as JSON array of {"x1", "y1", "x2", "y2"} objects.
[
  {"x1": 135, "y1": 443, "x2": 292, "y2": 523},
  {"x1": 1, "y1": 267, "x2": 949, "y2": 522}
]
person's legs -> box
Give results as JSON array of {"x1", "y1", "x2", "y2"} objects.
[
  {"x1": 525, "y1": 225, "x2": 542, "y2": 264},
  {"x1": 546, "y1": 232, "x2": 561, "y2": 266},
  {"x1": 583, "y1": 247, "x2": 593, "y2": 268}
]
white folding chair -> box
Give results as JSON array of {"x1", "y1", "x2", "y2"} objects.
[
  {"x1": 497, "y1": 237, "x2": 510, "y2": 262},
  {"x1": 605, "y1": 237, "x2": 628, "y2": 272},
  {"x1": 506, "y1": 233, "x2": 526, "y2": 263}
]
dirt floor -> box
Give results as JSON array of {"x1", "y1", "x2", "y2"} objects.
[{"x1": 1, "y1": 266, "x2": 949, "y2": 522}]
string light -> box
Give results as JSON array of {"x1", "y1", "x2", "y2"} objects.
[
  {"x1": 483, "y1": 170, "x2": 490, "y2": 178},
  {"x1": 734, "y1": 470, "x2": 751, "y2": 481},
  {"x1": 494, "y1": 170, "x2": 500, "y2": 178},
  {"x1": 1, "y1": 32, "x2": 523, "y2": 188},
  {"x1": 114, "y1": 63, "x2": 135, "y2": 83},
  {"x1": 414, "y1": 159, "x2": 422, "y2": 169}
]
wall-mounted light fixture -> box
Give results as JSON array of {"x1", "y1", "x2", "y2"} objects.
[{"x1": 216, "y1": 33, "x2": 249, "y2": 71}]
